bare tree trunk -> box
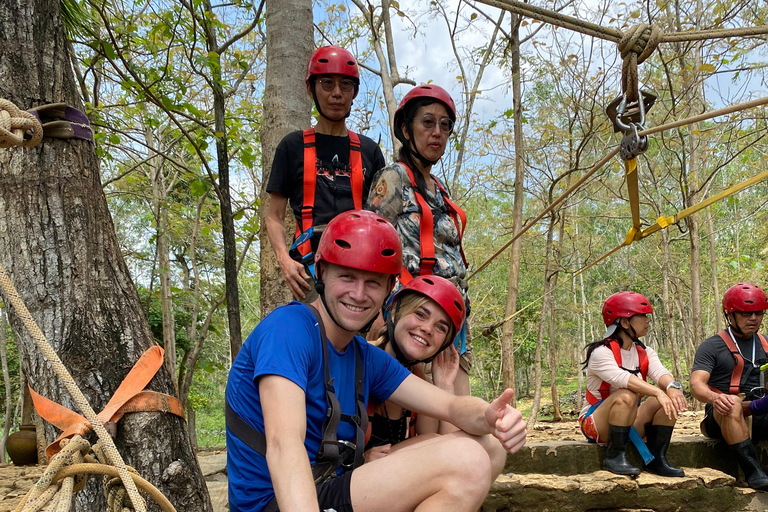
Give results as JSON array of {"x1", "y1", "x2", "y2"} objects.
[
  {"x1": 0, "y1": 309, "x2": 9, "y2": 463},
  {"x1": 527, "y1": 215, "x2": 556, "y2": 430},
  {"x1": 259, "y1": 0, "x2": 312, "y2": 317},
  {"x1": 706, "y1": 208, "x2": 722, "y2": 332},
  {"x1": 0, "y1": 1, "x2": 211, "y2": 509},
  {"x1": 501, "y1": 13, "x2": 525, "y2": 406},
  {"x1": 548, "y1": 211, "x2": 567, "y2": 422},
  {"x1": 661, "y1": 229, "x2": 684, "y2": 381}
]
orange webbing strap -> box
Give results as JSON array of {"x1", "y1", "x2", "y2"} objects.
[
  {"x1": 403, "y1": 164, "x2": 437, "y2": 277},
  {"x1": 585, "y1": 339, "x2": 649, "y2": 405},
  {"x1": 348, "y1": 130, "x2": 363, "y2": 210},
  {"x1": 30, "y1": 346, "x2": 185, "y2": 459},
  {"x1": 434, "y1": 180, "x2": 469, "y2": 267},
  {"x1": 718, "y1": 330, "x2": 746, "y2": 395},
  {"x1": 298, "y1": 128, "x2": 318, "y2": 257}
]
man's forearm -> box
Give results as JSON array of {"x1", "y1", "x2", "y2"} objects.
[
  {"x1": 267, "y1": 443, "x2": 320, "y2": 512},
  {"x1": 446, "y1": 394, "x2": 491, "y2": 435},
  {"x1": 690, "y1": 382, "x2": 716, "y2": 404},
  {"x1": 266, "y1": 214, "x2": 291, "y2": 262}
]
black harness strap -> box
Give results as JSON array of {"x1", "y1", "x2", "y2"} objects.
[{"x1": 225, "y1": 304, "x2": 368, "y2": 492}]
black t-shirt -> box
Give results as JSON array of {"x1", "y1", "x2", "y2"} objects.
[
  {"x1": 267, "y1": 130, "x2": 385, "y2": 252},
  {"x1": 692, "y1": 331, "x2": 768, "y2": 394}
]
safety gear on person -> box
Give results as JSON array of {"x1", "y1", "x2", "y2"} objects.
[
  {"x1": 393, "y1": 275, "x2": 466, "y2": 333},
  {"x1": 385, "y1": 275, "x2": 465, "y2": 367},
  {"x1": 643, "y1": 424, "x2": 684, "y2": 477},
  {"x1": 603, "y1": 424, "x2": 641, "y2": 475},
  {"x1": 393, "y1": 84, "x2": 456, "y2": 166},
  {"x1": 315, "y1": 210, "x2": 402, "y2": 277},
  {"x1": 722, "y1": 283, "x2": 768, "y2": 313},
  {"x1": 602, "y1": 291, "x2": 653, "y2": 337},
  {"x1": 290, "y1": 129, "x2": 364, "y2": 267},
  {"x1": 306, "y1": 46, "x2": 359, "y2": 121},
  {"x1": 306, "y1": 46, "x2": 360, "y2": 83},
  {"x1": 314, "y1": 210, "x2": 402, "y2": 332}
]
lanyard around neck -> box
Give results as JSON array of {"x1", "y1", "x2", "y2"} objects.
[{"x1": 728, "y1": 326, "x2": 756, "y2": 364}]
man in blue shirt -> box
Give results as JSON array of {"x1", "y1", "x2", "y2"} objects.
[{"x1": 227, "y1": 210, "x2": 527, "y2": 512}]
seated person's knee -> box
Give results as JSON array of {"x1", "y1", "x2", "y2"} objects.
[{"x1": 612, "y1": 388, "x2": 639, "y2": 408}]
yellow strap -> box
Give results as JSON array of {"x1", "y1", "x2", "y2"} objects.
[
  {"x1": 576, "y1": 167, "x2": 768, "y2": 276},
  {"x1": 625, "y1": 158, "x2": 641, "y2": 230}
]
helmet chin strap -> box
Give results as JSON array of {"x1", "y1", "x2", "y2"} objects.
[
  {"x1": 406, "y1": 136, "x2": 440, "y2": 168},
  {"x1": 726, "y1": 311, "x2": 746, "y2": 336},
  {"x1": 386, "y1": 298, "x2": 451, "y2": 367}
]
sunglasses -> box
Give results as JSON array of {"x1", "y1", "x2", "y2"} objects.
[
  {"x1": 415, "y1": 114, "x2": 454, "y2": 133},
  {"x1": 316, "y1": 78, "x2": 356, "y2": 93},
  {"x1": 736, "y1": 311, "x2": 766, "y2": 318}
]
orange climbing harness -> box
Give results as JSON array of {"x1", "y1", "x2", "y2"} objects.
[
  {"x1": 30, "y1": 345, "x2": 185, "y2": 459},
  {"x1": 585, "y1": 339, "x2": 649, "y2": 405},
  {"x1": 295, "y1": 128, "x2": 364, "y2": 258},
  {"x1": 399, "y1": 164, "x2": 468, "y2": 284},
  {"x1": 709, "y1": 330, "x2": 768, "y2": 395}
]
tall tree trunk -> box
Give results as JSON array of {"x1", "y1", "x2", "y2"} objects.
[
  {"x1": 501, "y1": 13, "x2": 525, "y2": 406},
  {"x1": 0, "y1": 2, "x2": 211, "y2": 510},
  {"x1": 259, "y1": 0, "x2": 312, "y2": 317},
  {"x1": 706, "y1": 208, "x2": 722, "y2": 332},
  {"x1": 548, "y1": 211, "x2": 566, "y2": 422},
  {"x1": 527, "y1": 214, "x2": 556, "y2": 430},
  {"x1": 201, "y1": 0, "x2": 242, "y2": 358},
  {"x1": 146, "y1": 127, "x2": 177, "y2": 389},
  {"x1": 0, "y1": 309, "x2": 9, "y2": 463},
  {"x1": 661, "y1": 229, "x2": 684, "y2": 381}
]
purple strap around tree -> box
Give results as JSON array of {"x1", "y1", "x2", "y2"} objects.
[{"x1": 26, "y1": 103, "x2": 93, "y2": 142}]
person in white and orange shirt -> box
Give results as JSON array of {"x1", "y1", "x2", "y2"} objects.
[{"x1": 579, "y1": 292, "x2": 687, "y2": 477}]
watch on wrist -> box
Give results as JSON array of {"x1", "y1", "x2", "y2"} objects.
[{"x1": 666, "y1": 381, "x2": 683, "y2": 392}]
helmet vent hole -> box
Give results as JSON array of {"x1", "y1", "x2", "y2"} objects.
[
  {"x1": 376, "y1": 218, "x2": 387, "y2": 223},
  {"x1": 347, "y1": 60, "x2": 355, "y2": 65},
  {"x1": 381, "y1": 248, "x2": 395, "y2": 256},
  {"x1": 349, "y1": 212, "x2": 361, "y2": 218},
  {"x1": 318, "y1": 58, "x2": 329, "y2": 63},
  {"x1": 423, "y1": 278, "x2": 434, "y2": 285},
  {"x1": 454, "y1": 300, "x2": 463, "y2": 311},
  {"x1": 746, "y1": 300, "x2": 754, "y2": 304},
  {"x1": 334, "y1": 239, "x2": 351, "y2": 250}
]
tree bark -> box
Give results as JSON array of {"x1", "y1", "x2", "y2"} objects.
[
  {"x1": 548, "y1": 211, "x2": 566, "y2": 422},
  {"x1": 527, "y1": 214, "x2": 556, "y2": 430},
  {"x1": 0, "y1": 1, "x2": 211, "y2": 510},
  {"x1": 259, "y1": 0, "x2": 313, "y2": 317},
  {"x1": 0, "y1": 309, "x2": 9, "y2": 463},
  {"x1": 706, "y1": 208, "x2": 722, "y2": 332},
  {"x1": 500, "y1": 12, "x2": 525, "y2": 406}
]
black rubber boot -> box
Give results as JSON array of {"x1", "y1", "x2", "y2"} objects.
[
  {"x1": 602, "y1": 425, "x2": 641, "y2": 476},
  {"x1": 730, "y1": 439, "x2": 768, "y2": 490},
  {"x1": 643, "y1": 424, "x2": 684, "y2": 477}
]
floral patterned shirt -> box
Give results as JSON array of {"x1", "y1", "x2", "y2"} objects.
[{"x1": 366, "y1": 162, "x2": 468, "y2": 295}]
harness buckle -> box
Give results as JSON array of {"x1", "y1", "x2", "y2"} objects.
[{"x1": 418, "y1": 257, "x2": 437, "y2": 274}]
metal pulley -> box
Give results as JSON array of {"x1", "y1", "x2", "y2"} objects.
[{"x1": 619, "y1": 123, "x2": 648, "y2": 161}]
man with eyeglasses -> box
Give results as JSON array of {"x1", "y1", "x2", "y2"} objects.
[
  {"x1": 266, "y1": 45, "x2": 385, "y2": 302},
  {"x1": 691, "y1": 282, "x2": 768, "y2": 489}
]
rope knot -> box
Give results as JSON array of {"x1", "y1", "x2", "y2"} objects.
[
  {"x1": 618, "y1": 24, "x2": 663, "y2": 102},
  {"x1": 0, "y1": 98, "x2": 43, "y2": 148}
]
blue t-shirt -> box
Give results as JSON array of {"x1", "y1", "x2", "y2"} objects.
[{"x1": 226, "y1": 302, "x2": 410, "y2": 512}]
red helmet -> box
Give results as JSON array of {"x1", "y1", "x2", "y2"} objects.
[
  {"x1": 723, "y1": 283, "x2": 768, "y2": 313},
  {"x1": 315, "y1": 210, "x2": 402, "y2": 276},
  {"x1": 392, "y1": 276, "x2": 465, "y2": 332},
  {"x1": 602, "y1": 292, "x2": 653, "y2": 326},
  {"x1": 393, "y1": 84, "x2": 456, "y2": 143},
  {"x1": 305, "y1": 46, "x2": 360, "y2": 83}
]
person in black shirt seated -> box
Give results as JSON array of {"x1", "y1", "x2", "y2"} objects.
[{"x1": 691, "y1": 282, "x2": 768, "y2": 489}]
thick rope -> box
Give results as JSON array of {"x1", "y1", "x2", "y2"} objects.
[
  {"x1": 0, "y1": 262, "x2": 147, "y2": 512},
  {"x1": 0, "y1": 99, "x2": 43, "y2": 149}
]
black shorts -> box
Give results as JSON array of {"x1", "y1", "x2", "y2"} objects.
[
  {"x1": 703, "y1": 403, "x2": 768, "y2": 442},
  {"x1": 265, "y1": 470, "x2": 354, "y2": 512},
  {"x1": 316, "y1": 470, "x2": 354, "y2": 512}
]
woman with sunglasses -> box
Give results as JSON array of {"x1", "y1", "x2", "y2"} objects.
[{"x1": 366, "y1": 85, "x2": 473, "y2": 396}]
